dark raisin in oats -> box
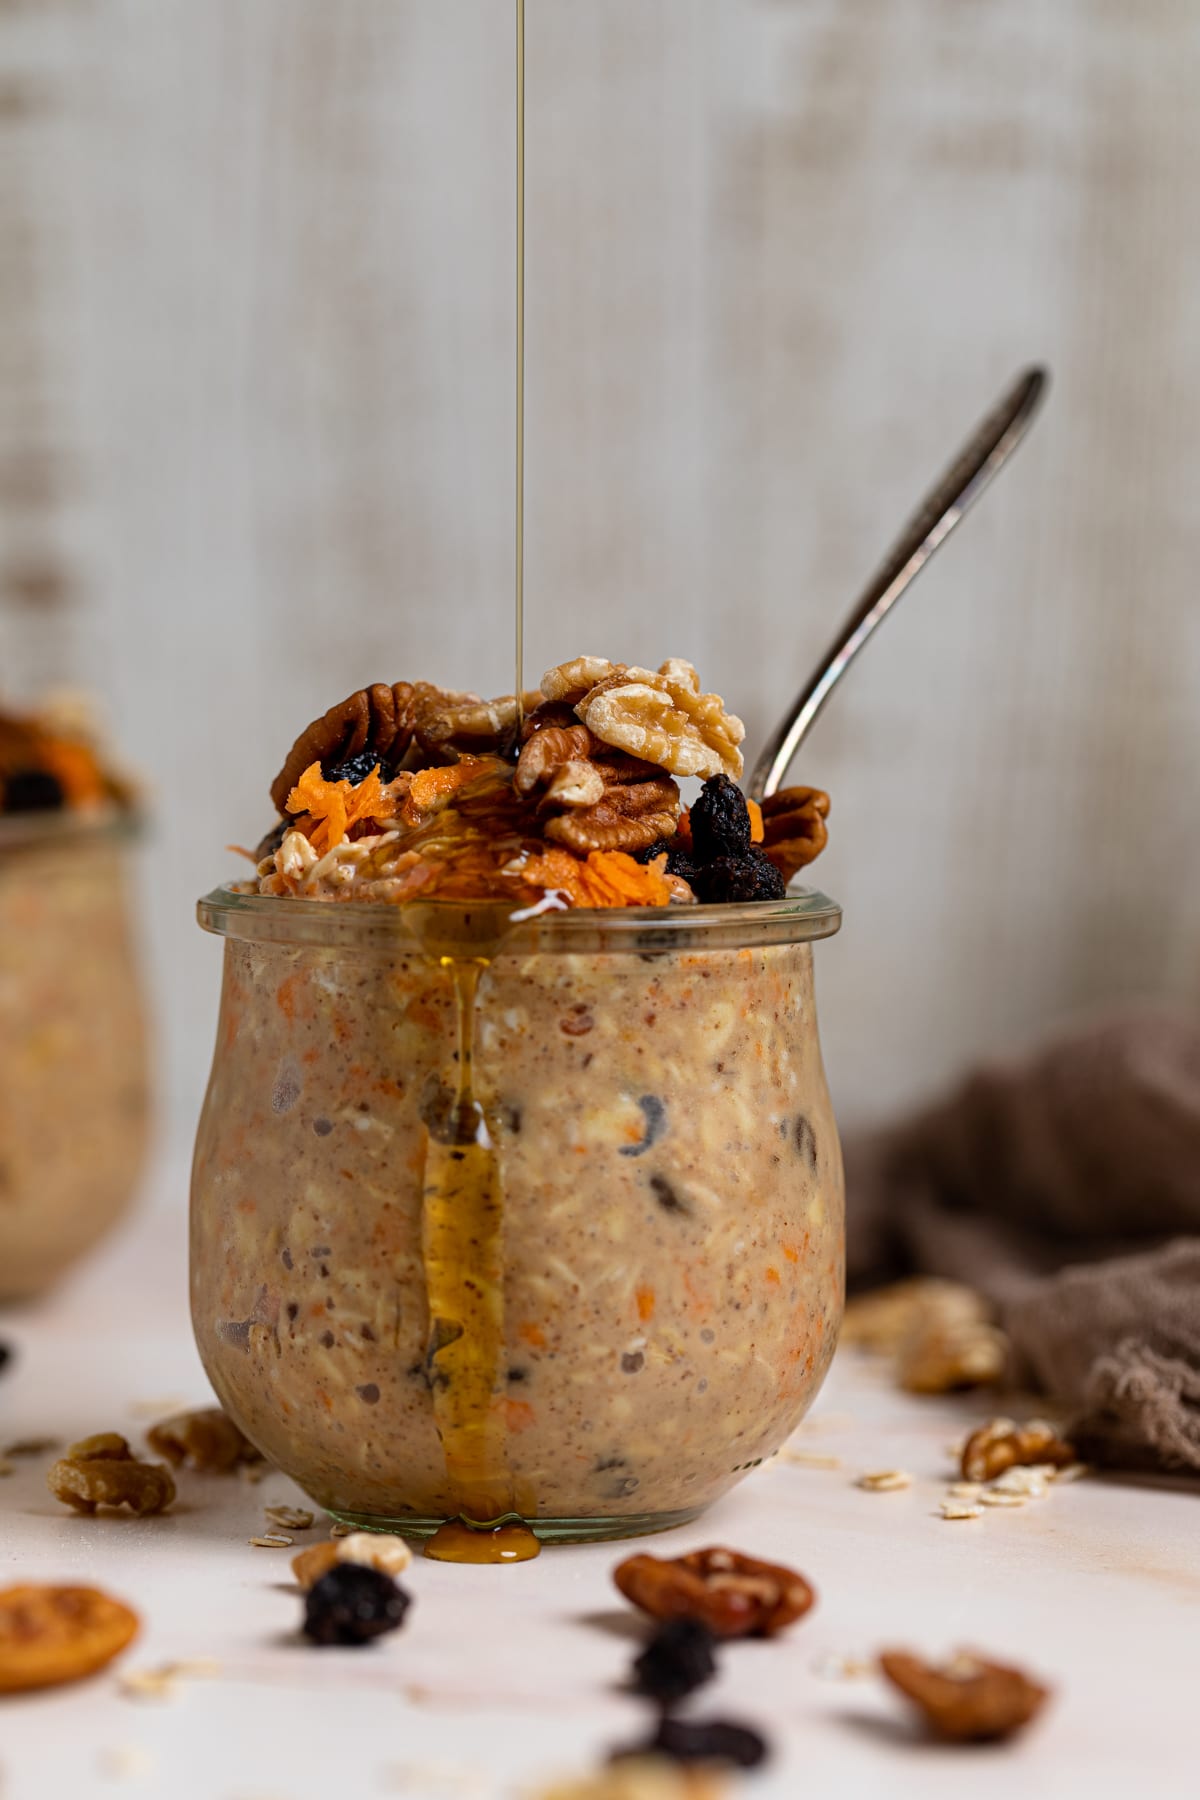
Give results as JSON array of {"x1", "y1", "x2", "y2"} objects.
[
  {"x1": 323, "y1": 750, "x2": 396, "y2": 787},
  {"x1": 692, "y1": 850, "x2": 785, "y2": 905}
]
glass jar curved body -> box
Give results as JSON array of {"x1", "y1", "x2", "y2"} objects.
[
  {"x1": 0, "y1": 821, "x2": 151, "y2": 1300},
  {"x1": 191, "y1": 891, "x2": 844, "y2": 1542}
]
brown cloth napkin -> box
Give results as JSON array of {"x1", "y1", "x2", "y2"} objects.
[{"x1": 845, "y1": 1011, "x2": 1200, "y2": 1473}]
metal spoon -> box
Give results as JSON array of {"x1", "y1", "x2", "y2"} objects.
[{"x1": 747, "y1": 365, "x2": 1049, "y2": 802}]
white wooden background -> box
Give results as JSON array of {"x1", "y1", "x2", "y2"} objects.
[{"x1": 2, "y1": 0, "x2": 1198, "y2": 1143}]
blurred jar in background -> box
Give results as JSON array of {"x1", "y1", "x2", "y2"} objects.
[{"x1": 0, "y1": 695, "x2": 150, "y2": 1300}]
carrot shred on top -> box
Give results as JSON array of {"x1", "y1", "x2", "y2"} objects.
[
  {"x1": 518, "y1": 848, "x2": 671, "y2": 910},
  {"x1": 285, "y1": 760, "x2": 402, "y2": 855}
]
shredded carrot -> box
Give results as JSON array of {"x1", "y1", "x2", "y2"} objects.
[
  {"x1": 519, "y1": 848, "x2": 671, "y2": 910},
  {"x1": 747, "y1": 798, "x2": 764, "y2": 844},
  {"x1": 286, "y1": 760, "x2": 402, "y2": 855},
  {"x1": 636, "y1": 1286, "x2": 656, "y2": 1322},
  {"x1": 503, "y1": 1399, "x2": 537, "y2": 1434},
  {"x1": 676, "y1": 809, "x2": 693, "y2": 849}
]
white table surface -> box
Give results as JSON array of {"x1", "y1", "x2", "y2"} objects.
[{"x1": 2, "y1": 1149, "x2": 1196, "y2": 1800}]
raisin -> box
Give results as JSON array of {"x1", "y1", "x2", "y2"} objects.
[
  {"x1": 632, "y1": 1619, "x2": 717, "y2": 1704},
  {"x1": 619, "y1": 1095, "x2": 667, "y2": 1158},
  {"x1": 614, "y1": 1714, "x2": 768, "y2": 1771},
  {"x1": 0, "y1": 1342, "x2": 11, "y2": 1376},
  {"x1": 323, "y1": 750, "x2": 396, "y2": 787},
  {"x1": 3, "y1": 769, "x2": 65, "y2": 813},
  {"x1": 302, "y1": 1564, "x2": 411, "y2": 1646},
  {"x1": 664, "y1": 847, "x2": 702, "y2": 885},
  {"x1": 631, "y1": 839, "x2": 671, "y2": 865},
  {"x1": 688, "y1": 774, "x2": 752, "y2": 859},
  {"x1": 692, "y1": 850, "x2": 785, "y2": 904}
]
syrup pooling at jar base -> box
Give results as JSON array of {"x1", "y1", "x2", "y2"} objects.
[{"x1": 190, "y1": 898, "x2": 843, "y2": 1540}]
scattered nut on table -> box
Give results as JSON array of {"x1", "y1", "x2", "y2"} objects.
[
  {"x1": 47, "y1": 1435, "x2": 175, "y2": 1516},
  {"x1": 0, "y1": 1584, "x2": 139, "y2": 1693},
  {"x1": 146, "y1": 1406, "x2": 262, "y2": 1473},
  {"x1": 292, "y1": 1531, "x2": 413, "y2": 1590},
  {"x1": 613, "y1": 1546, "x2": 814, "y2": 1639},
  {"x1": 880, "y1": 1648, "x2": 1050, "y2": 1742},
  {"x1": 960, "y1": 1418, "x2": 1076, "y2": 1483}
]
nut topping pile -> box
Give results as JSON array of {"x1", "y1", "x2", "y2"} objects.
[{"x1": 249, "y1": 657, "x2": 831, "y2": 909}]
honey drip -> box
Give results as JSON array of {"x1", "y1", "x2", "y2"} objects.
[
  {"x1": 412, "y1": 2, "x2": 542, "y2": 1570},
  {"x1": 418, "y1": 945, "x2": 540, "y2": 1564}
]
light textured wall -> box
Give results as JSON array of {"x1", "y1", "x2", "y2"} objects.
[{"x1": 2, "y1": 0, "x2": 1198, "y2": 1148}]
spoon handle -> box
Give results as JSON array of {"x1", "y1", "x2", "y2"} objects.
[{"x1": 747, "y1": 365, "x2": 1049, "y2": 802}]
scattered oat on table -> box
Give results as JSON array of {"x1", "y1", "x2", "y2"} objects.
[
  {"x1": 96, "y1": 1744, "x2": 156, "y2": 1779},
  {"x1": 979, "y1": 1490, "x2": 1026, "y2": 1509},
  {"x1": 118, "y1": 1658, "x2": 221, "y2": 1702},
  {"x1": 857, "y1": 1470, "x2": 912, "y2": 1492},
  {"x1": 249, "y1": 1534, "x2": 294, "y2": 1548},
  {"x1": 264, "y1": 1504, "x2": 314, "y2": 1531},
  {"x1": 3, "y1": 1437, "x2": 61, "y2": 1458},
  {"x1": 940, "y1": 1499, "x2": 983, "y2": 1521},
  {"x1": 779, "y1": 1451, "x2": 842, "y2": 1470}
]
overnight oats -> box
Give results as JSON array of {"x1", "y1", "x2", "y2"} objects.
[
  {"x1": 192, "y1": 659, "x2": 843, "y2": 1557},
  {"x1": 0, "y1": 698, "x2": 149, "y2": 1300}
]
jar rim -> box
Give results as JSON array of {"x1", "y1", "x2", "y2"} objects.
[
  {"x1": 197, "y1": 883, "x2": 842, "y2": 955},
  {"x1": 0, "y1": 809, "x2": 143, "y2": 855}
]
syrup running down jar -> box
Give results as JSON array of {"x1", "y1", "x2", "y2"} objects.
[
  {"x1": 0, "y1": 700, "x2": 150, "y2": 1300},
  {"x1": 190, "y1": 660, "x2": 844, "y2": 1547}
]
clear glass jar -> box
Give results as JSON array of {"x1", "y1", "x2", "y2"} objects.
[
  {"x1": 191, "y1": 887, "x2": 843, "y2": 1543},
  {"x1": 0, "y1": 817, "x2": 151, "y2": 1300}
]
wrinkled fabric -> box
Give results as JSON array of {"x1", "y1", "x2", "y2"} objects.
[{"x1": 845, "y1": 1012, "x2": 1200, "y2": 1472}]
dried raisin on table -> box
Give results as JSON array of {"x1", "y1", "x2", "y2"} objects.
[
  {"x1": 632, "y1": 1619, "x2": 717, "y2": 1705},
  {"x1": 302, "y1": 1564, "x2": 411, "y2": 1647}
]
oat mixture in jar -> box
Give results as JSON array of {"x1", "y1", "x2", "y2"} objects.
[
  {"x1": 192, "y1": 658, "x2": 842, "y2": 1554},
  {"x1": 0, "y1": 701, "x2": 148, "y2": 1300}
]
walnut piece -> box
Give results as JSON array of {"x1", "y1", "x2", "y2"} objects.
[
  {"x1": 759, "y1": 786, "x2": 830, "y2": 880},
  {"x1": 880, "y1": 1648, "x2": 1050, "y2": 1742},
  {"x1": 579, "y1": 665, "x2": 745, "y2": 780},
  {"x1": 292, "y1": 1531, "x2": 413, "y2": 1590},
  {"x1": 540, "y1": 656, "x2": 620, "y2": 705},
  {"x1": 545, "y1": 776, "x2": 680, "y2": 854},
  {"x1": 0, "y1": 1584, "x2": 139, "y2": 1693},
  {"x1": 48, "y1": 1436, "x2": 175, "y2": 1516},
  {"x1": 613, "y1": 1546, "x2": 814, "y2": 1639},
  {"x1": 146, "y1": 1406, "x2": 262, "y2": 1473},
  {"x1": 960, "y1": 1419, "x2": 1076, "y2": 1483},
  {"x1": 842, "y1": 1279, "x2": 1007, "y2": 1394}
]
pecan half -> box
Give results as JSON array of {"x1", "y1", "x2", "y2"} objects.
[
  {"x1": 613, "y1": 1546, "x2": 815, "y2": 1639},
  {"x1": 48, "y1": 1437, "x2": 175, "y2": 1516},
  {"x1": 759, "y1": 786, "x2": 831, "y2": 880},
  {"x1": 416, "y1": 690, "x2": 543, "y2": 760},
  {"x1": 960, "y1": 1419, "x2": 1076, "y2": 1484},
  {"x1": 880, "y1": 1648, "x2": 1050, "y2": 1742},
  {"x1": 269, "y1": 681, "x2": 462, "y2": 813},
  {"x1": 146, "y1": 1406, "x2": 263, "y2": 1473},
  {"x1": 545, "y1": 777, "x2": 680, "y2": 854}
]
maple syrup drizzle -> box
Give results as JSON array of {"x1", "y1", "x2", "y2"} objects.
[
  {"x1": 414, "y1": 4, "x2": 542, "y2": 1570},
  {"x1": 514, "y1": 0, "x2": 526, "y2": 727},
  {"x1": 418, "y1": 947, "x2": 540, "y2": 1564}
]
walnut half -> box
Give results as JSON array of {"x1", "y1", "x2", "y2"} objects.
[
  {"x1": 960, "y1": 1418, "x2": 1076, "y2": 1484},
  {"x1": 48, "y1": 1435, "x2": 175, "y2": 1517}
]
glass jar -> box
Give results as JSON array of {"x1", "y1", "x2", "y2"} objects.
[
  {"x1": 0, "y1": 817, "x2": 151, "y2": 1300},
  {"x1": 192, "y1": 887, "x2": 843, "y2": 1543}
]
